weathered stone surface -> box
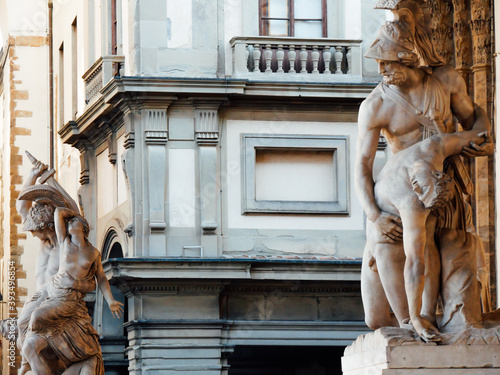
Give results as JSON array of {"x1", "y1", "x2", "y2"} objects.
[{"x1": 343, "y1": 328, "x2": 500, "y2": 375}]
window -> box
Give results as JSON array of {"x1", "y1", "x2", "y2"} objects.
[
  {"x1": 260, "y1": 0, "x2": 327, "y2": 38},
  {"x1": 111, "y1": 0, "x2": 117, "y2": 55},
  {"x1": 241, "y1": 134, "x2": 349, "y2": 214}
]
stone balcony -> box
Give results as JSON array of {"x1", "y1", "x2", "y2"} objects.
[
  {"x1": 83, "y1": 55, "x2": 125, "y2": 105},
  {"x1": 230, "y1": 36, "x2": 363, "y2": 82}
]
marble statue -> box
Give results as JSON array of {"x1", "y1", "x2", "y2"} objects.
[
  {"x1": 355, "y1": 0, "x2": 494, "y2": 343},
  {"x1": 22, "y1": 207, "x2": 123, "y2": 375},
  {"x1": 12, "y1": 153, "x2": 123, "y2": 374}
]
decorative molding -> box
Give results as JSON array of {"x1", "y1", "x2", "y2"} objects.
[
  {"x1": 79, "y1": 150, "x2": 90, "y2": 185},
  {"x1": 108, "y1": 132, "x2": 117, "y2": 164},
  {"x1": 195, "y1": 109, "x2": 219, "y2": 145},
  {"x1": 145, "y1": 109, "x2": 168, "y2": 145},
  {"x1": 426, "y1": 0, "x2": 454, "y2": 65},
  {"x1": 124, "y1": 131, "x2": 135, "y2": 149},
  {"x1": 469, "y1": 0, "x2": 491, "y2": 66},
  {"x1": 452, "y1": 0, "x2": 472, "y2": 71}
]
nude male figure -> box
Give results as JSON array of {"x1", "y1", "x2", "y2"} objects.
[
  {"x1": 23, "y1": 207, "x2": 123, "y2": 375},
  {"x1": 367, "y1": 127, "x2": 487, "y2": 341},
  {"x1": 16, "y1": 161, "x2": 59, "y2": 289},
  {"x1": 354, "y1": 21, "x2": 492, "y2": 337}
]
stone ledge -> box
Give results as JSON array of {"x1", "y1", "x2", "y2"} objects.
[{"x1": 342, "y1": 328, "x2": 500, "y2": 375}]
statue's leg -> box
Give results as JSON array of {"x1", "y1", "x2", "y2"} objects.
[
  {"x1": 374, "y1": 239, "x2": 409, "y2": 327},
  {"x1": 361, "y1": 250, "x2": 394, "y2": 328},
  {"x1": 362, "y1": 223, "x2": 400, "y2": 328},
  {"x1": 22, "y1": 333, "x2": 51, "y2": 375},
  {"x1": 421, "y1": 214, "x2": 439, "y2": 325}
]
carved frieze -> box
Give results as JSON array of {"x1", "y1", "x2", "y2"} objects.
[
  {"x1": 452, "y1": 0, "x2": 472, "y2": 71},
  {"x1": 425, "y1": 0, "x2": 454, "y2": 65},
  {"x1": 470, "y1": 0, "x2": 491, "y2": 66}
]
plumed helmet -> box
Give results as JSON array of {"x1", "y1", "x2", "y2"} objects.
[{"x1": 365, "y1": 21, "x2": 415, "y2": 62}]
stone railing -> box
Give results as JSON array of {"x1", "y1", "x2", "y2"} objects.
[
  {"x1": 230, "y1": 36, "x2": 362, "y2": 80},
  {"x1": 83, "y1": 55, "x2": 125, "y2": 104}
]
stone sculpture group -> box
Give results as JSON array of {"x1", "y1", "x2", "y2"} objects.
[
  {"x1": 14, "y1": 153, "x2": 123, "y2": 374},
  {"x1": 356, "y1": 0, "x2": 498, "y2": 344}
]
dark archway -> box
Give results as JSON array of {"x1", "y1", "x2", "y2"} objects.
[{"x1": 98, "y1": 228, "x2": 128, "y2": 374}]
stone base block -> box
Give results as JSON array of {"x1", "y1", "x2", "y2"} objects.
[{"x1": 342, "y1": 328, "x2": 500, "y2": 375}]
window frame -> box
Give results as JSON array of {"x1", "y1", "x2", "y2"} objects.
[
  {"x1": 241, "y1": 134, "x2": 349, "y2": 215},
  {"x1": 259, "y1": 0, "x2": 328, "y2": 38},
  {"x1": 111, "y1": 0, "x2": 118, "y2": 55}
]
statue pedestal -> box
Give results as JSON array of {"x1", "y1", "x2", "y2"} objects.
[{"x1": 342, "y1": 328, "x2": 500, "y2": 375}]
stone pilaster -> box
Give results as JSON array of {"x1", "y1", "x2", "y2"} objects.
[
  {"x1": 194, "y1": 100, "x2": 222, "y2": 257},
  {"x1": 144, "y1": 108, "x2": 169, "y2": 256},
  {"x1": 470, "y1": 0, "x2": 495, "y2": 304}
]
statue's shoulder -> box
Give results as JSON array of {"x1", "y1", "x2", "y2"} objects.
[
  {"x1": 362, "y1": 84, "x2": 385, "y2": 109},
  {"x1": 430, "y1": 65, "x2": 463, "y2": 90}
]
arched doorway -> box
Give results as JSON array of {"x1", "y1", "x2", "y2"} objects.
[{"x1": 96, "y1": 228, "x2": 128, "y2": 374}]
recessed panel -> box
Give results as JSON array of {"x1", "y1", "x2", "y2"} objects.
[{"x1": 255, "y1": 149, "x2": 335, "y2": 202}]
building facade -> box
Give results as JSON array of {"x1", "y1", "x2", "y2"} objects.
[{"x1": 0, "y1": 0, "x2": 497, "y2": 374}]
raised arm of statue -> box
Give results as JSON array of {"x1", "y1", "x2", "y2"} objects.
[
  {"x1": 16, "y1": 161, "x2": 48, "y2": 221},
  {"x1": 54, "y1": 207, "x2": 74, "y2": 244},
  {"x1": 355, "y1": 96, "x2": 403, "y2": 243}
]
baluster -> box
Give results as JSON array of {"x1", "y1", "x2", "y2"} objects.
[
  {"x1": 346, "y1": 47, "x2": 352, "y2": 74},
  {"x1": 288, "y1": 45, "x2": 296, "y2": 73},
  {"x1": 311, "y1": 46, "x2": 320, "y2": 74},
  {"x1": 276, "y1": 45, "x2": 285, "y2": 73},
  {"x1": 253, "y1": 44, "x2": 261, "y2": 73},
  {"x1": 323, "y1": 46, "x2": 331, "y2": 74},
  {"x1": 264, "y1": 44, "x2": 273, "y2": 73},
  {"x1": 335, "y1": 46, "x2": 343, "y2": 74},
  {"x1": 245, "y1": 44, "x2": 250, "y2": 73},
  {"x1": 300, "y1": 45, "x2": 308, "y2": 74}
]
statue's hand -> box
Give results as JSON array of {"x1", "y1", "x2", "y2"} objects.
[
  {"x1": 53, "y1": 272, "x2": 76, "y2": 289},
  {"x1": 109, "y1": 300, "x2": 124, "y2": 319},
  {"x1": 30, "y1": 161, "x2": 48, "y2": 179},
  {"x1": 411, "y1": 316, "x2": 442, "y2": 343},
  {"x1": 462, "y1": 133, "x2": 493, "y2": 157},
  {"x1": 374, "y1": 212, "x2": 403, "y2": 243}
]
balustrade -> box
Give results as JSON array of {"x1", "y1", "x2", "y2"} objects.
[
  {"x1": 83, "y1": 55, "x2": 125, "y2": 104},
  {"x1": 231, "y1": 37, "x2": 362, "y2": 79}
]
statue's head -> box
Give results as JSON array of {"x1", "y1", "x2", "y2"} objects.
[
  {"x1": 374, "y1": 0, "x2": 445, "y2": 66},
  {"x1": 23, "y1": 203, "x2": 55, "y2": 238},
  {"x1": 67, "y1": 214, "x2": 90, "y2": 239},
  {"x1": 365, "y1": 21, "x2": 419, "y2": 85},
  {"x1": 409, "y1": 160, "x2": 454, "y2": 210}
]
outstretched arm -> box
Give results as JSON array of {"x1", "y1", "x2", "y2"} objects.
[
  {"x1": 95, "y1": 255, "x2": 124, "y2": 318},
  {"x1": 355, "y1": 98, "x2": 402, "y2": 243},
  {"x1": 441, "y1": 130, "x2": 488, "y2": 159}
]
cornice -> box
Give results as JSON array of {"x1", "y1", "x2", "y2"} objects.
[{"x1": 59, "y1": 77, "x2": 376, "y2": 147}]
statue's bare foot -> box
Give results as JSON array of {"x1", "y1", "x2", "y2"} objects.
[
  {"x1": 411, "y1": 316, "x2": 442, "y2": 343},
  {"x1": 18, "y1": 363, "x2": 31, "y2": 375}
]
